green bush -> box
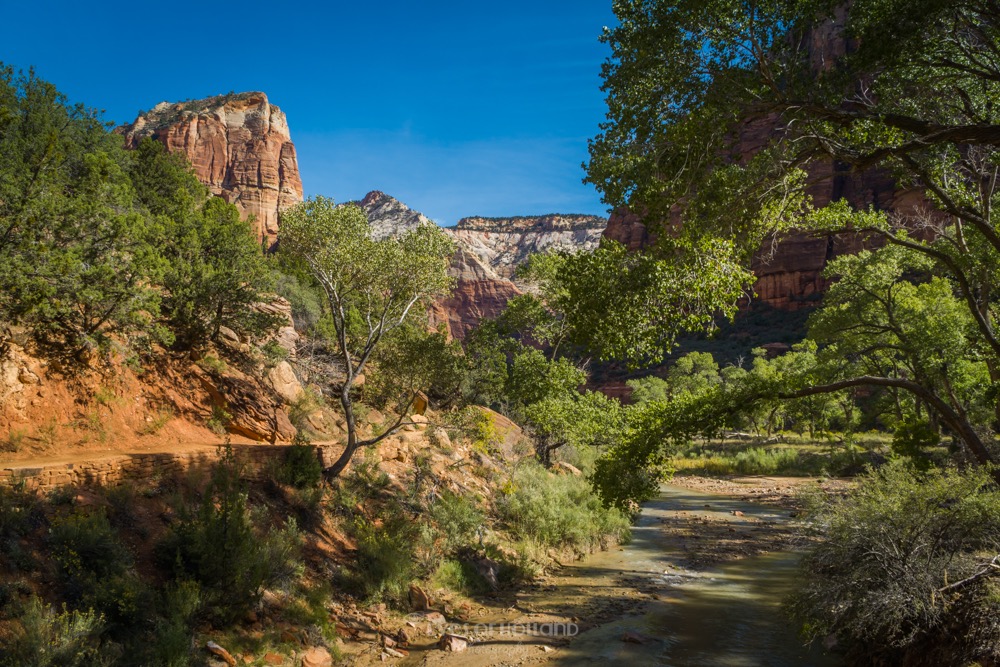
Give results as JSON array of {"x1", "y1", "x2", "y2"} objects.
[
  {"x1": 343, "y1": 512, "x2": 419, "y2": 604},
  {"x1": 430, "y1": 558, "x2": 490, "y2": 596},
  {"x1": 275, "y1": 439, "x2": 323, "y2": 489},
  {"x1": 0, "y1": 597, "x2": 108, "y2": 667},
  {"x1": 791, "y1": 461, "x2": 1000, "y2": 664},
  {"x1": 157, "y1": 447, "x2": 302, "y2": 623},
  {"x1": 48, "y1": 510, "x2": 150, "y2": 634},
  {"x1": 733, "y1": 447, "x2": 800, "y2": 474},
  {"x1": 497, "y1": 462, "x2": 631, "y2": 552},
  {"x1": 429, "y1": 490, "x2": 484, "y2": 553}
]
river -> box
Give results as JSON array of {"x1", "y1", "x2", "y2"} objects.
[{"x1": 365, "y1": 482, "x2": 842, "y2": 666}]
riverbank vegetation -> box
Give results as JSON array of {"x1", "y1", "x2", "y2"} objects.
[{"x1": 573, "y1": 0, "x2": 1000, "y2": 663}]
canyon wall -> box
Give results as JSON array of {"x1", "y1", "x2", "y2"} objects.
[
  {"x1": 449, "y1": 214, "x2": 607, "y2": 280},
  {"x1": 120, "y1": 92, "x2": 303, "y2": 247}
]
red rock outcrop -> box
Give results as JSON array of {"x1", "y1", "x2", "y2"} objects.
[
  {"x1": 429, "y1": 247, "x2": 523, "y2": 339},
  {"x1": 120, "y1": 92, "x2": 303, "y2": 248}
]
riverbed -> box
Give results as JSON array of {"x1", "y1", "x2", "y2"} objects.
[{"x1": 356, "y1": 482, "x2": 843, "y2": 666}]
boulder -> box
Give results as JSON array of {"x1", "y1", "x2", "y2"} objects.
[
  {"x1": 437, "y1": 634, "x2": 469, "y2": 652},
  {"x1": 268, "y1": 361, "x2": 304, "y2": 403},
  {"x1": 408, "y1": 584, "x2": 432, "y2": 611},
  {"x1": 300, "y1": 647, "x2": 332, "y2": 667}
]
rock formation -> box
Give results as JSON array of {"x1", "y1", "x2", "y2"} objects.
[
  {"x1": 348, "y1": 190, "x2": 434, "y2": 240},
  {"x1": 449, "y1": 214, "x2": 606, "y2": 280},
  {"x1": 120, "y1": 92, "x2": 303, "y2": 248}
]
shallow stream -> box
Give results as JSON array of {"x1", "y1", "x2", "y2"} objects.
[{"x1": 533, "y1": 484, "x2": 842, "y2": 666}]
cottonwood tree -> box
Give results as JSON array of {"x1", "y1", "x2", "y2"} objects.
[
  {"x1": 581, "y1": 0, "x2": 1000, "y2": 472},
  {"x1": 278, "y1": 197, "x2": 454, "y2": 479}
]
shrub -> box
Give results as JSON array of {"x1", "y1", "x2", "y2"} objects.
[
  {"x1": 429, "y1": 490, "x2": 484, "y2": 553},
  {"x1": 157, "y1": 447, "x2": 302, "y2": 623},
  {"x1": 791, "y1": 461, "x2": 1000, "y2": 664},
  {"x1": 275, "y1": 438, "x2": 323, "y2": 489},
  {"x1": 496, "y1": 462, "x2": 631, "y2": 552},
  {"x1": 48, "y1": 510, "x2": 149, "y2": 633},
  {"x1": 733, "y1": 447, "x2": 800, "y2": 474},
  {"x1": 0, "y1": 597, "x2": 107, "y2": 667},
  {"x1": 0, "y1": 484, "x2": 42, "y2": 570},
  {"x1": 430, "y1": 559, "x2": 490, "y2": 596},
  {"x1": 343, "y1": 511, "x2": 419, "y2": 604}
]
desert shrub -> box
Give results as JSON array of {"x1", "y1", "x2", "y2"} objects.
[
  {"x1": 157, "y1": 448, "x2": 302, "y2": 623},
  {"x1": 275, "y1": 439, "x2": 323, "y2": 489},
  {"x1": 496, "y1": 462, "x2": 631, "y2": 552},
  {"x1": 430, "y1": 558, "x2": 490, "y2": 596},
  {"x1": 0, "y1": 484, "x2": 42, "y2": 570},
  {"x1": 48, "y1": 510, "x2": 150, "y2": 634},
  {"x1": 733, "y1": 447, "x2": 800, "y2": 474},
  {"x1": 343, "y1": 512, "x2": 419, "y2": 604},
  {"x1": 429, "y1": 490, "x2": 484, "y2": 553},
  {"x1": 146, "y1": 581, "x2": 202, "y2": 667},
  {"x1": 791, "y1": 461, "x2": 1000, "y2": 664},
  {"x1": 0, "y1": 597, "x2": 108, "y2": 667}
]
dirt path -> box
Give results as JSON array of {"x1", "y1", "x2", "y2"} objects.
[{"x1": 344, "y1": 478, "x2": 845, "y2": 667}]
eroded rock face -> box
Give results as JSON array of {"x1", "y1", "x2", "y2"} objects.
[
  {"x1": 449, "y1": 214, "x2": 606, "y2": 280},
  {"x1": 120, "y1": 92, "x2": 303, "y2": 247},
  {"x1": 351, "y1": 191, "x2": 526, "y2": 338},
  {"x1": 349, "y1": 190, "x2": 433, "y2": 240}
]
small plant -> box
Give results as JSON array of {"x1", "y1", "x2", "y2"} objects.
[
  {"x1": 92, "y1": 386, "x2": 118, "y2": 407},
  {"x1": 261, "y1": 339, "x2": 290, "y2": 367},
  {"x1": 142, "y1": 407, "x2": 174, "y2": 435},
  {"x1": 157, "y1": 446, "x2": 303, "y2": 623},
  {"x1": 0, "y1": 597, "x2": 106, "y2": 667},
  {"x1": 429, "y1": 490, "x2": 484, "y2": 553},
  {"x1": 1, "y1": 428, "x2": 27, "y2": 453},
  {"x1": 206, "y1": 404, "x2": 232, "y2": 435},
  {"x1": 343, "y1": 511, "x2": 419, "y2": 604},
  {"x1": 36, "y1": 419, "x2": 58, "y2": 448},
  {"x1": 275, "y1": 434, "x2": 323, "y2": 489},
  {"x1": 197, "y1": 354, "x2": 228, "y2": 374}
]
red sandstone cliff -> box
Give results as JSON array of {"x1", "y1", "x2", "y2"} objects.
[{"x1": 120, "y1": 92, "x2": 303, "y2": 247}]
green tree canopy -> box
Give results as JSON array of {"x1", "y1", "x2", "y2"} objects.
[{"x1": 278, "y1": 196, "x2": 455, "y2": 478}]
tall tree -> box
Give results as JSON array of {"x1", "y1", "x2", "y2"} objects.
[
  {"x1": 582, "y1": 0, "x2": 1000, "y2": 467},
  {"x1": 278, "y1": 197, "x2": 455, "y2": 479}
]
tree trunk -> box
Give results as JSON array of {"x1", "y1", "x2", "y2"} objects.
[{"x1": 323, "y1": 386, "x2": 359, "y2": 480}]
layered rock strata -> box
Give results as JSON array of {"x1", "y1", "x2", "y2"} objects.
[{"x1": 120, "y1": 92, "x2": 303, "y2": 247}]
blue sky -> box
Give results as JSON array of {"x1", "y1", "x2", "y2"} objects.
[{"x1": 2, "y1": 1, "x2": 616, "y2": 224}]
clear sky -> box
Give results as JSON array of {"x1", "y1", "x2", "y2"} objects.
[{"x1": 2, "y1": 1, "x2": 617, "y2": 225}]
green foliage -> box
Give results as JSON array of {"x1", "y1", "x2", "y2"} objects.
[
  {"x1": 0, "y1": 67, "x2": 283, "y2": 361},
  {"x1": 279, "y1": 196, "x2": 455, "y2": 476},
  {"x1": 161, "y1": 195, "x2": 280, "y2": 347},
  {"x1": 497, "y1": 461, "x2": 631, "y2": 551},
  {"x1": 157, "y1": 447, "x2": 302, "y2": 623},
  {"x1": 626, "y1": 376, "x2": 670, "y2": 406},
  {"x1": 343, "y1": 512, "x2": 419, "y2": 604},
  {"x1": 582, "y1": 0, "x2": 1000, "y2": 468},
  {"x1": 792, "y1": 462, "x2": 1000, "y2": 664},
  {"x1": 368, "y1": 322, "x2": 465, "y2": 411},
  {"x1": 891, "y1": 419, "x2": 940, "y2": 470},
  {"x1": 429, "y1": 490, "x2": 484, "y2": 553},
  {"x1": 275, "y1": 439, "x2": 323, "y2": 489},
  {"x1": 0, "y1": 597, "x2": 108, "y2": 667}
]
